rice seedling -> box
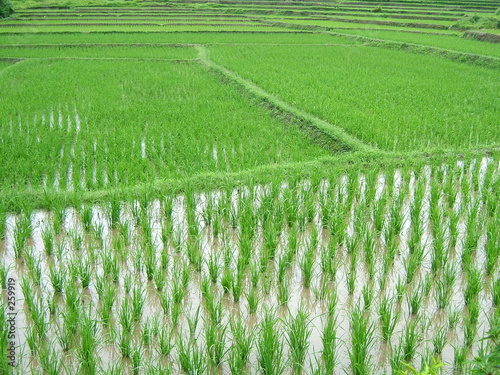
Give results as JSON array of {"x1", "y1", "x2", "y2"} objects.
[
  {"x1": 207, "y1": 250, "x2": 220, "y2": 283},
  {"x1": 230, "y1": 315, "x2": 253, "y2": 364},
  {"x1": 349, "y1": 304, "x2": 376, "y2": 375},
  {"x1": 41, "y1": 227, "x2": 55, "y2": 256},
  {"x1": 435, "y1": 264, "x2": 456, "y2": 310},
  {"x1": 379, "y1": 296, "x2": 399, "y2": 342},
  {"x1": 395, "y1": 277, "x2": 406, "y2": 304},
  {"x1": 362, "y1": 283, "x2": 374, "y2": 311},
  {"x1": 25, "y1": 248, "x2": 41, "y2": 286},
  {"x1": 373, "y1": 197, "x2": 387, "y2": 236},
  {"x1": 105, "y1": 361, "x2": 124, "y2": 375},
  {"x1": 144, "y1": 243, "x2": 157, "y2": 281},
  {"x1": 286, "y1": 308, "x2": 312, "y2": 374},
  {"x1": 119, "y1": 297, "x2": 134, "y2": 335},
  {"x1": 107, "y1": 253, "x2": 122, "y2": 285},
  {"x1": 408, "y1": 283, "x2": 425, "y2": 316},
  {"x1": 221, "y1": 267, "x2": 233, "y2": 295},
  {"x1": 402, "y1": 317, "x2": 421, "y2": 362},
  {"x1": 70, "y1": 229, "x2": 84, "y2": 252},
  {"x1": 434, "y1": 279, "x2": 451, "y2": 310},
  {"x1": 186, "y1": 306, "x2": 201, "y2": 339},
  {"x1": 389, "y1": 199, "x2": 405, "y2": 238},
  {"x1": 389, "y1": 341, "x2": 406, "y2": 374},
  {"x1": 468, "y1": 300, "x2": 480, "y2": 327},
  {"x1": 205, "y1": 320, "x2": 228, "y2": 369},
  {"x1": 412, "y1": 179, "x2": 425, "y2": 222},
  {"x1": 30, "y1": 297, "x2": 48, "y2": 340},
  {"x1": 493, "y1": 276, "x2": 500, "y2": 308},
  {"x1": 53, "y1": 207, "x2": 65, "y2": 234},
  {"x1": 151, "y1": 266, "x2": 165, "y2": 291},
  {"x1": 118, "y1": 330, "x2": 132, "y2": 358},
  {"x1": 453, "y1": 344, "x2": 468, "y2": 373},
  {"x1": 178, "y1": 335, "x2": 207, "y2": 375},
  {"x1": 0, "y1": 306, "x2": 11, "y2": 372},
  {"x1": 464, "y1": 314, "x2": 478, "y2": 348},
  {"x1": 13, "y1": 214, "x2": 31, "y2": 258},
  {"x1": 187, "y1": 237, "x2": 202, "y2": 273},
  {"x1": 131, "y1": 285, "x2": 145, "y2": 322},
  {"x1": 406, "y1": 245, "x2": 424, "y2": 285},
  {"x1": 38, "y1": 343, "x2": 61, "y2": 375},
  {"x1": 432, "y1": 324, "x2": 448, "y2": 355},
  {"x1": 56, "y1": 313, "x2": 74, "y2": 352},
  {"x1": 363, "y1": 234, "x2": 376, "y2": 282},
  {"x1": 157, "y1": 326, "x2": 173, "y2": 357},
  {"x1": 347, "y1": 265, "x2": 357, "y2": 296},
  {"x1": 464, "y1": 266, "x2": 482, "y2": 306},
  {"x1": 0, "y1": 262, "x2": 8, "y2": 290},
  {"x1": 78, "y1": 259, "x2": 91, "y2": 289},
  {"x1": 128, "y1": 347, "x2": 142, "y2": 375},
  {"x1": 485, "y1": 220, "x2": 499, "y2": 276},
  {"x1": 77, "y1": 310, "x2": 100, "y2": 374},
  {"x1": 49, "y1": 262, "x2": 66, "y2": 293},
  {"x1": 322, "y1": 313, "x2": 337, "y2": 372},
  {"x1": 431, "y1": 224, "x2": 447, "y2": 274},
  {"x1": 25, "y1": 323, "x2": 40, "y2": 356},
  {"x1": 257, "y1": 310, "x2": 285, "y2": 375},
  {"x1": 301, "y1": 240, "x2": 315, "y2": 288},
  {"x1": 278, "y1": 280, "x2": 290, "y2": 307},
  {"x1": 81, "y1": 205, "x2": 93, "y2": 232},
  {"x1": 448, "y1": 308, "x2": 461, "y2": 330}
]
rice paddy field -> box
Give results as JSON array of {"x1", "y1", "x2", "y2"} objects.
[{"x1": 1, "y1": 0, "x2": 499, "y2": 374}]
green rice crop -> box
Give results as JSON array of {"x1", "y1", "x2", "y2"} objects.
[
  {"x1": 209, "y1": 44, "x2": 500, "y2": 151},
  {"x1": 0, "y1": 58, "x2": 329, "y2": 192},
  {"x1": 286, "y1": 308, "x2": 311, "y2": 374},
  {"x1": 349, "y1": 304, "x2": 376, "y2": 375},
  {"x1": 0, "y1": 24, "x2": 292, "y2": 33},
  {"x1": 1, "y1": 154, "x2": 498, "y2": 374},
  {"x1": 0, "y1": 45, "x2": 197, "y2": 59},
  {"x1": 1, "y1": 1, "x2": 499, "y2": 371},
  {"x1": 333, "y1": 29, "x2": 500, "y2": 58},
  {"x1": 0, "y1": 31, "x2": 360, "y2": 45}
]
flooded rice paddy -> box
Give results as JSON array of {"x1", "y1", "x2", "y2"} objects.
[{"x1": 1, "y1": 157, "x2": 499, "y2": 374}]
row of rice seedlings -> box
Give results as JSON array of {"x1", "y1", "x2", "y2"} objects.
[{"x1": 1, "y1": 156, "x2": 498, "y2": 373}]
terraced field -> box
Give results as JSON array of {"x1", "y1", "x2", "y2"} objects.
[{"x1": 1, "y1": 0, "x2": 499, "y2": 374}]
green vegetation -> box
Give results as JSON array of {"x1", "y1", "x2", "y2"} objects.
[
  {"x1": 0, "y1": 44, "x2": 197, "y2": 58},
  {"x1": 0, "y1": 0, "x2": 13, "y2": 19},
  {"x1": 1, "y1": 0, "x2": 499, "y2": 373},
  {"x1": 330, "y1": 29, "x2": 500, "y2": 58},
  {"x1": 0, "y1": 58, "x2": 330, "y2": 192},
  {"x1": 451, "y1": 13, "x2": 500, "y2": 30},
  {"x1": 209, "y1": 44, "x2": 500, "y2": 151}
]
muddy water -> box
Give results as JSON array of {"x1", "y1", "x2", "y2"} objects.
[{"x1": 1, "y1": 157, "x2": 498, "y2": 374}]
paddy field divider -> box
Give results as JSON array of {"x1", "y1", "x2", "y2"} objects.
[{"x1": 195, "y1": 45, "x2": 380, "y2": 155}]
